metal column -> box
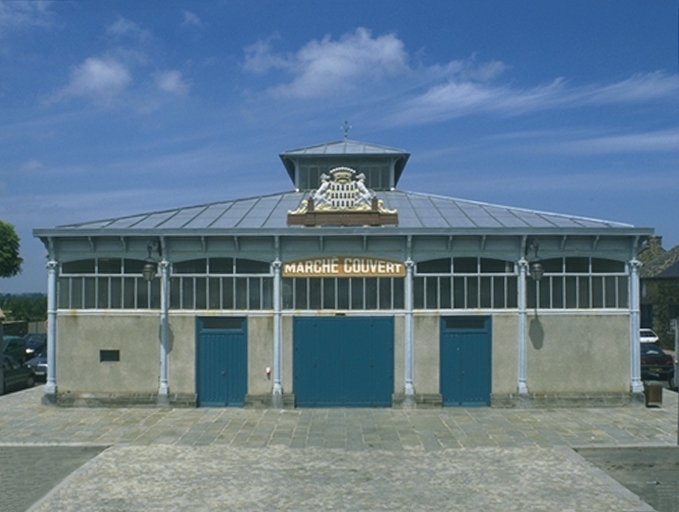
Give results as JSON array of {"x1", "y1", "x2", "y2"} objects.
[
  {"x1": 517, "y1": 258, "x2": 529, "y2": 394},
  {"x1": 629, "y1": 259, "x2": 643, "y2": 393},
  {"x1": 158, "y1": 259, "x2": 170, "y2": 405},
  {"x1": 44, "y1": 259, "x2": 58, "y2": 399},
  {"x1": 272, "y1": 259, "x2": 283, "y2": 407},
  {"x1": 404, "y1": 258, "x2": 414, "y2": 397}
]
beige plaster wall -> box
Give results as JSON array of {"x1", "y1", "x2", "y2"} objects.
[
  {"x1": 247, "y1": 315, "x2": 274, "y2": 395},
  {"x1": 166, "y1": 315, "x2": 195, "y2": 395},
  {"x1": 413, "y1": 314, "x2": 439, "y2": 395},
  {"x1": 57, "y1": 314, "x2": 159, "y2": 393},
  {"x1": 393, "y1": 315, "x2": 404, "y2": 393},
  {"x1": 492, "y1": 314, "x2": 518, "y2": 395},
  {"x1": 282, "y1": 315, "x2": 294, "y2": 393},
  {"x1": 526, "y1": 313, "x2": 629, "y2": 394}
]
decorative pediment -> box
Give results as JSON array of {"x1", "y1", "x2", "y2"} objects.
[{"x1": 288, "y1": 167, "x2": 398, "y2": 226}]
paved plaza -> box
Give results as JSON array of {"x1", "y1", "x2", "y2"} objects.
[{"x1": 0, "y1": 385, "x2": 677, "y2": 511}]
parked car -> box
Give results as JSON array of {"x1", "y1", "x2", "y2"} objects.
[
  {"x1": 23, "y1": 333, "x2": 46, "y2": 358},
  {"x1": 2, "y1": 336, "x2": 27, "y2": 363},
  {"x1": 640, "y1": 328, "x2": 660, "y2": 344},
  {"x1": 2, "y1": 355, "x2": 35, "y2": 394},
  {"x1": 640, "y1": 343, "x2": 674, "y2": 383},
  {"x1": 24, "y1": 348, "x2": 47, "y2": 382}
]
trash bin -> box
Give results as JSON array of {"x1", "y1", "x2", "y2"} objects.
[{"x1": 643, "y1": 381, "x2": 663, "y2": 407}]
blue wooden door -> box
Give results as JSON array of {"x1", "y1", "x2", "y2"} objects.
[
  {"x1": 196, "y1": 317, "x2": 247, "y2": 407},
  {"x1": 294, "y1": 317, "x2": 394, "y2": 407},
  {"x1": 440, "y1": 316, "x2": 491, "y2": 406}
]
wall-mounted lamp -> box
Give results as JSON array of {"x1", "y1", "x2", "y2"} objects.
[
  {"x1": 142, "y1": 240, "x2": 161, "y2": 281},
  {"x1": 526, "y1": 239, "x2": 544, "y2": 281}
]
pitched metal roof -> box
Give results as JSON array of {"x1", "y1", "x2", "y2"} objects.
[
  {"x1": 35, "y1": 189, "x2": 645, "y2": 237},
  {"x1": 280, "y1": 139, "x2": 408, "y2": 156}
]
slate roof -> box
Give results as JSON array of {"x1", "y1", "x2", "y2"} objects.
[
  {"x1": 35, "y1": 189, "x2": 643, "y2": 237},
  {"x1": 640, "y1": 244, "x2": 679, "y2": 279}
]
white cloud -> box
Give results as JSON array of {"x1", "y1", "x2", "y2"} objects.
[
  {"x1": 0, "y1": 0, "x2": 53, "y2": 33},
  {"x1": 391, "y1": 71, "x2": 679, "y2": 126},
  {"x1": 182, "y1": 10, "x2": 202, "y2": 28},
  {"x1": 106, "y1": 16, "x2": 150, "y2": 41},
  {"x1": 244, "y1": 28, "x2": 408, "y2": 98},
  {"x1": 21, "y1": 160, "x2": 43, "y2": 172},
  {"x1": 52, "y1": 57, "x2": 132, "y2": 104},
  {"x1": 155, "y1": 70, "x2": 189, "y2": 95},
  {"x1": 553, "y1": 128, "x2": 679, "y2": 154}
]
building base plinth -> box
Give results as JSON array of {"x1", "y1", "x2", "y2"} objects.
[
  {"x1": 392, "y1": 393, "x2": 442, "y2": 408},
  {"x1": 245, "y1": 393, "x2": 295, "y2": 409},
  {"x1": 55, "y1": 392, "x2": 197, "y2": 408},
  {"x1": 490, "y1": 392, "x2": 640, "y2": 408}
]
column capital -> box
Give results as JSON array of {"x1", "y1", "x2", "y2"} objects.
[
  {"x1": 46, "y1": 260, "x2": 58, "y2": 271},
  {"x1": 629, "y1": 258, "x2": 642, "y2": 271},
  {"x1": 272, "y1": 259, "x2": 282, "y2": 270}
]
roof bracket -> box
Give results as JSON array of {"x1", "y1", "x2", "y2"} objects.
[
  {"x1": 319, "y1": 236, "x2": 324, "y2": 251},
  {"x1": 561, "y1": 236, "x2": 568, "y2": 251},
  {"x1": 448, "y1": 236, "x2": 453, "y2": 251},
  {"x1": 480, "y1": 235, "x2": 487, "y2": 251},
  {"x1": 87, "y1": 236, "x2": 95, "y2": 252},
  {"x1": 234, "y1": 236, "x2": 240, "y2": 252},
  {"x1": 363, "y1": 235, "x2": 368, "y2": 252},
  {"x1": 201, "y1": 236, "x2": 207, "y2": 253},
  {"x1": 120, "y1": 237, "x2": 127, "y2": 252},
  {"x1": 592, "y1": 236, "x2": 600, "y2": 251}
]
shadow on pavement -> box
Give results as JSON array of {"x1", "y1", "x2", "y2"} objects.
[{"x1": 576, "y1": 446, "x2": 679, "y2": 512}]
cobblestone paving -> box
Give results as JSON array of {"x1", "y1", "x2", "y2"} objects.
[{"x1": 0, "y1": 385, "x2": 675, "y2": 511}]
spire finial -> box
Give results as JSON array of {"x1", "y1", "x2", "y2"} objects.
[{"x1": 342, "y1": 120, "x2": 351, "y2": 140}]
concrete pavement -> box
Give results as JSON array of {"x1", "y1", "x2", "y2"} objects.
[{"x1": 0, "y1": 384, "x2": 677, "y2": 511}]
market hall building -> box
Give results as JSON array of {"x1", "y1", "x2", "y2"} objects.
[{"x1": 34, "y1": 139, "x2": 653, "y2": 408}]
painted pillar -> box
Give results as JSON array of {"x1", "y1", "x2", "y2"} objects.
[
  {"x1": 629, "y1": 258, "x2": 643, "y2": 393},
  {"x1": 158, "y1": 259, "x2": 170, "y2": 404},
  {"x1": 517, "y1": 258, "x2": 529, "y2": 394},
  {"x1": 272, "y1": 259, "x2": 283, "y2": 402},
  {"x1": 45, "y1": 259, "x2": 58, "y2": 396},
  {"x1": 404, "y1": 258, "x2": 415, "y2": 396}
]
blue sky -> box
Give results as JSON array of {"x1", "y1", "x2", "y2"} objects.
[{"x1": 1, "y1": 0, "x2": 678, "y2": 293}]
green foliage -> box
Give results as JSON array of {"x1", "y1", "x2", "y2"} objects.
[
  {"x1": 0, "y1": 294, "x2": 47, "y2": 322},
  {"x1": 0, "y1": 221, "x2": 23, "y2": 278}
]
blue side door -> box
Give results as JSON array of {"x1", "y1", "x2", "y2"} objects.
[
  {"x1": 294, "y1": 316, "x2": 394, "y2": 407},
  {"x1": 440, "y1": 316, "x2": 491, "y2": 406},
  {"x1": 196, "y1": 317, "x2": 247, "y2": 407}
]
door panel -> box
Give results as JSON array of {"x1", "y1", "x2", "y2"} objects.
[
  {"x1": 441, "y1": 317, "x2": 491, "y2": 406},
  {"x1": 294, "y1": 317, "x2": 393, "y2": 407},
  {"x1": 196, "y1": 318, "x2": 247, "y2": 407}
]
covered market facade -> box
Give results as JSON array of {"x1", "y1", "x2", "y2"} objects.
[{"x1": 34, "y1": 138, "x2": 652, "y2": 408}]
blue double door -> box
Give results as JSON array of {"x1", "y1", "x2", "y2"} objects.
[
  {"x1": 440, "y1": 316, "x2": 492, "y2": 406},
  {"x1": 196, "y1": 317, "x2": 247, "y2": 407},
  {"x1": 294, "y1": 317, "x2": 394, "y2": 407}
]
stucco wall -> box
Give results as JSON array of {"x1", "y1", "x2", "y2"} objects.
[
  {"x1": 413, "y1": 314, "x2": 439, "y2": 395},
  {"x1": 526, "y1": 313, "x2": 629, "y2": 393},
  {"x1": 247, "y1": 315, "x2": 274, "y2": 395},
  {"x1": 166, "y1": 315, "x2": 195, "y2": 395},
  {"x1": 57, "y1": 314, "x2": 159, "y2": 393},
  {"x1": 492, "y1": 314, "x2": 518, "y2": 395}
]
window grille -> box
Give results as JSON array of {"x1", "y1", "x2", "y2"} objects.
[
  {"x1": 526, "y1": 257, "x2": 628, "y2": 309},
  {"x1": 282, "y1": 277, "x2": 404, "y2": 310}
]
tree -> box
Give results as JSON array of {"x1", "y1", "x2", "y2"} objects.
[{"x1": 0, "y1": 220, "x2": 23, "y2": 278}]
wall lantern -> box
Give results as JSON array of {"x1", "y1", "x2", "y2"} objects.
[
  {"x1": 526, "y1": 239, "x2": 544, "y2": 281},
  {"x1": 142, "y1": 240, "x2": 161, "y2": 281}
]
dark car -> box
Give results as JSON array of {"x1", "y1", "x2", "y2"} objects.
[
  {"x1": 3, "y1": 336, "x2": 27, "y2": 363},
  {"x1": 640, "y1": 343, "x2": 674, "y2": 383},
  {"x1": 23, "y1": 333, "x2": 46, "y2": 359},
  {"x1": 24, "y1": 348, "x2": 47, "y2": 382},
  {"x1": 2, "y1": 355, "x2": 35, "y2": 394}
]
